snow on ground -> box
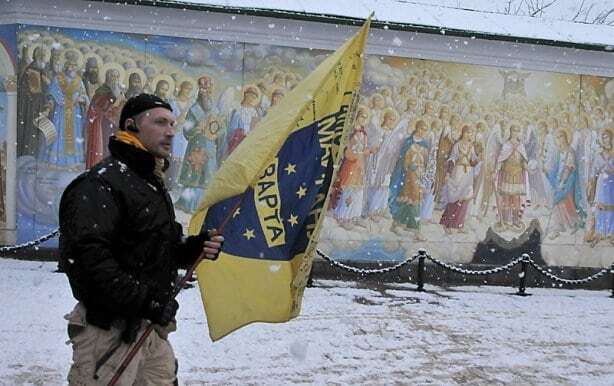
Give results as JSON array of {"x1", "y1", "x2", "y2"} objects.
[{"x1": 1, "y1": 258, "x2": 613, "y2": 385}]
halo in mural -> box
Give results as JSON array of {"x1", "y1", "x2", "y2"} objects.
[
  {"x1": 151, "y1": 73, "x2": 175, "y2": 95},
  {"x1": 60, "y1": 48, "x2": 84, "y2": 68},
  {"x1": 59, "y1": 37, "x2": 75, "y2": 49},
  {"x1": 124, "y1": 67, "x2": 146, "y2": 89},
  {"x1": 176, "y1": 77, "x2": 197, "y2": 97},
  {"x1": 28, "y1": 43, "x2": 50, "y2": 62},
  {"x1": 242, "y1": 83, "x2": 261, "y2": 102},
  {"x1": 99, "y1": 62, "x2": 126, "y2": 87},
  {"x1": 77, "y1": 42, "x2": 91, "y2": 54},
  {"x1": 0, "y1": 38, "x2": 15, "y2": 77},
  {"x1": 120, "y1": 57, "x2": 137, "y2": 70},
  {"x1": 82, "y1": 52, "x2": 103, "y2": 71}
]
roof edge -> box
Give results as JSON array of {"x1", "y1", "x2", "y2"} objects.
[{"x1": 91, "y1": 0, "x2": 614, "y2": 53}]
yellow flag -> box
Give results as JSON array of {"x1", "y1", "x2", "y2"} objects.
[{"x1": 189, "y1": 17, "x2": 371, "y2": 341}]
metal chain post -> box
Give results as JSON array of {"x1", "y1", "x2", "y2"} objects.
[
  {"x1": 416, "y1": 248, "x2": 426, "y2": 291},
  {"x1": 516, "y1": 253, "x2": 531, "y2": 296}
]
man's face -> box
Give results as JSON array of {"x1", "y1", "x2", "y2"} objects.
[{"x1": 135, "y1": 107, "x2": 176, "y2": 158}]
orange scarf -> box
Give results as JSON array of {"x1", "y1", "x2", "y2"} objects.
[
  {"x1": 115, "y1": 130, "x2": 166, "y2": 179},
  {"x1": 115, "y1": 130, "x2": 147, "y2": 151}
]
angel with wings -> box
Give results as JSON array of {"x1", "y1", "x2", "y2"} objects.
[
  {"x1": 493, "y1": 122, "x2": 530, "y2": 231},
  {"x1": 433, "y1": 113, "x2": 462, "y2": 207}
]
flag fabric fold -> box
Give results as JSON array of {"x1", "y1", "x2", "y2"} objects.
[{"x1": 188, "y1": 17, "x2": 371, "y2": 341}]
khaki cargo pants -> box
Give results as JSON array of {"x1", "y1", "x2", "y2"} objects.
[{"x1": 65, "y1": 303, "x2": 177, "y2": 386}]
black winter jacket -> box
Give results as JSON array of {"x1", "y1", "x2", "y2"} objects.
[{"x1": 59, "y1": 137, "x2": 205, "y2": 329}]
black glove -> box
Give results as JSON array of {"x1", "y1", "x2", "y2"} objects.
[
  {"x1": 182, "y1": 233, "x2": 209, "y2": 260},
  {"x1": 143, "y1": 296, "x2": 179, "y2": 327}
]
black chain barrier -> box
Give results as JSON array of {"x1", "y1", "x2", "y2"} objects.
[
  {"x1": 318, "y1": 248, "x2": 614, "y2": 298},
  {"x1": 2, "y1": 229, "x2": 613, "y2": 298},
  {"x1": 0, "y1": 229, "x2": 60, "y2": 253},
  {"x1": 316, "y1": 249, "x2": 418, "y2": 274}
]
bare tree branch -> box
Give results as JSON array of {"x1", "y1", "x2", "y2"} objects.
[
  {"x1": 592, "y1": 7, "x2": 614, "y2": 24},
  {"x1": 529, "y1": 0, "x2": 559, "y2": 17},
  {"x1": 514, "y1": 0, "x2": 526, "y2": 16},
  {"x1": 583, "y1": 3, "x2": 596, "y2": 23},
  {"x1": 571, "y1": 0, "x2": 586, "y2": 21},
  {"x1": 503, "y1": 0, "x2": 513, "y2": 15}
]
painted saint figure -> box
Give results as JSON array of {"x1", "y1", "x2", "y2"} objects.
[
  {"x1": 526, "y1": 119, "x2": 553, "y2": 210},
  {"x1": 388, "y1": 119, "x2": 430, "y2": 240},
  {"x1": 17, "y1": 46, "x2": 50, "y2": 157},
  {"x1": 124, "y1": 72, "x2": 144, "y2": 100},
  {"x1": 82, "y1": 57, "x2": 100, "y2": 100},
  {"x1": 175, "y1": 116, "x2": 221, "y2": 213},
  {"x1": 587, "y1": 128, "x2": 614, "y2": 246},
  {"x1": 224, "y1": 85, "x2": 260, "y2": 157},
  {"x1": 365, "y1": 107, "x2": 399, "y2": 220},
  {"x1": 439, "y1": 124, "x2": 478, "y2": 233},
  {"x1": 42, "y1": 51, "x2": 88, "y2": 167},
  {"x1": 168, "y1": 80, "x2": 195, "y2": 190},
  {"x1": 330, "y1": 107, "x2": 369, "y2": 229},
  {"x1": 85, "y1": 68, "x2": 123, "y2": 168},
  {"x1": 495, "y1": 123, "x2": 529, "y2": 231},
  {"x1": 547, "y1": 129, "x2": 584, "y2": 239}
]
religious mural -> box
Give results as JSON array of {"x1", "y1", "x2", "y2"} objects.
[
  {"x1": 0, "y1": 77, "x2": 7, "y2": 226},
  {"x1": 320, "y1": 56, "x2": 614, "y2": 268},
  {"x1": 0, "y1": 24, "x2": 16, "y2": 230},
  {"x1": 12, "y1": 24, "x2": 613, "y2": 267},
  {"x1": 14, "y1": 25, "x2": 327, "y2": 245}
]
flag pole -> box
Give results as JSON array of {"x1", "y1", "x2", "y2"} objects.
[{"x1": 107, "y1": 200, "x2": 240, "y2": 386}]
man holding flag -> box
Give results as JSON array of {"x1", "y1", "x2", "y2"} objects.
[
  {"x1": 59, "y1": 93, "x2": 224, "y2": 385},
  {"x1": 59, "y1": 15, "x2": 371, "y2": 385}
]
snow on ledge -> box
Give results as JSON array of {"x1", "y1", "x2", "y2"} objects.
[{"x1": 165, "y1": 0, "x2": 614, "y2": 49}]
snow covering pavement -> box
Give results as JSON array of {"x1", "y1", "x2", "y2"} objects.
[{"x1": 1, "y1": 258, "x2": 613, "y2": 385}]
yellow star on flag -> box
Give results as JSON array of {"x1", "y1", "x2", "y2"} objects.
[
  {"x1": 284, "y1": 163, "x2": 297, "y2": 175},
  {"x1": 296, "y1": 186, "x2": 307, "y2": 198},
  {"x1": 243, "y1": 228, "x2": 255, "y2": 240},
  {"x1": 288, "y1": 214, "x2": 299, "y2": 227},
  {"x1": 233, "y1": 207, "x2": 241, "y2": 218}
]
